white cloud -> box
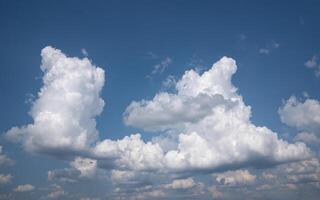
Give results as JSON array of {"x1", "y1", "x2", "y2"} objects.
[
  {"x1": 122, "y1": 57, "x2": 310, "y2": 171},
  {"x1": 0, "y1": 146, "x2": 14, "y2": 166},
  {"x1": 13, "y1": 184, "x2": 35, "y2": 192},
  {"x1": 305, "y1": 55, "x2": 318, "y2": 68},
  {"x1": 304, "y1": 55, "x2": 320, "y2": 77},
  {"x1": 5, "y1": 48, "x2": 311, "y2": 179},
  {"x1": 151, "y1": 57, "x2": 172, "y2": 75},
  {"x1": 294, "y1": 132, "x2": 320, "y2": 145},
  {"x1": 81, "y1": 48, "x2": 89, "y2": 57},
  {"x1": 279, "y1": 96, "x2": 320, "y2": 134},
  {"x1": 6, "y1": 46, "x2": 105, "y2": 155},
  {"x1": 214, "y1": 170, "x2": 256, "y2": 186},
  {"x1": 0, "y1": 174, "x2": 12, "y2": 184},
  {"x1": 259, "y1": 48, "x2": 270, "y2": 55},
  {"x1": 70, "y1": 157, "x2": 97, "y2": 178},
  {"x1": 163, "y1": 178, "x2": 195, "y2": 189}
]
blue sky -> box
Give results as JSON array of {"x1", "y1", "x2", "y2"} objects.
[{"x1": 0, "y1": 1, "x2": 320, "y2": 199}]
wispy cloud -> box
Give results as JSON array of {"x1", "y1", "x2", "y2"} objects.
[{"x1": 304, "y1": 55, "x2": 320, "y2": 77}]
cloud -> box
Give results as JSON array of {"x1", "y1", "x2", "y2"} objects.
[
  {"x1": 304, "y1": 55, "x2": 320, "y2": 77},
  {"x1": 259, "y1": 48, "x2": 270, "y2": 55},
  {"x1": 207, "y1": 186, "x2": 223, "y2": 198},
  {"x1": 151, "y1": 57, "x2": 172, "y2": 75},
  {"x1": 0, "y1": 174, "x2": 12, "y2": 184},
  {"x1": 47, "y1": 185, "x2": 66, "y2": 199},
  {"x1": 5, "y1": 48, "x2": 311, "y2": 185},
  {"x1": 214, "y1": 170, "x2": 256, "y2": 186},
  {"x1": 294, "y1": 132, "x2": 320, "y2": 146},
  {"x1": 123, "y1": 56, "x2": 310, "y2": 172},
  {"x1": 5, "y1": 46, "x2": 105, "y2": 156},
  {"x1": 279, "y1": 96, "x2": 320, "y2": 134},
  {"x1": 13, "y1": 184, "x2": 35, "y2": 192},
  {"x1": 48, "y1": 157, "x2": 99, "y2": 183},
  {"x1": 81, "y1": 48, "x2": 89, "y2": 57},
  {"x1": 163, "y1": 178, "x2": 196, "y2": 189},
  {"x1": 70, "y1": 157, "x2": 97, "y2": 178},
  {"x1": 0, "y1": 146, "x2": 14, "y2": 166}
]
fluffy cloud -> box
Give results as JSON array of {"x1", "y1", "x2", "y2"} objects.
[
  {"x1": 5, "y1": 47, "x2": 311, "y2": 178},
  {"x1": 0, "y1": 146, "x2": 14, "y2": 166},
  {"x1": 163, "y1": 178, "x2": 196, "y2": 189},
  {"x1": 122, "y1": 57, "x2": 310, "y2": 171},
  {"x1": 6, "y1": 46, "x2": 105, "y2": 155},
  {"x1": 214, "y1": 170, "x2": 256, "y2": 186},
  {"x1": 279, "y1": 96, "x2": 320, "y2": 134},
  {"x1": 13, "y1": 184, "x2": 35, "y2": 192},
  {"x1": 0, "y1": 174, "x2": 12, "y2": 184}
]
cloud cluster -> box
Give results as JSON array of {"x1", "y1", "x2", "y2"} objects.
[
  {"x1": 123, "y1": 56, "x2": 310, "y2": 171},
  {"x1": 5, "y1": 47, "x2": 311, "y2": 181}
]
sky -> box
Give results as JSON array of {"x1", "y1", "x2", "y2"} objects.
[{"x1": 0, "y1": 0, "x2": 320, "y2": 199}]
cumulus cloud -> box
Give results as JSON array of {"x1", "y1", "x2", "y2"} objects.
[
  {"x1": 13, "y1": 184, "x2": 35, "y2": 192},
  {"x1": 5, "y1": 46, "x2": 105, "y2": 155},
  {"x1": 214, "y1": 170, "x2": 256, "y2": 186},
  {"x1": 0, "y1": 174, "x2": 12, "y2": 184},
  {"x1": 5, "y1": 47, "x2": 311, "y2": 180},
  {"x1": 123, "y1": 56, "x2": 310, "y2": 172}
]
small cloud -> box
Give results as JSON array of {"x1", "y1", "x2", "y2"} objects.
[
  {"x1": 305, "y1": 55, "x2": 318, "y2": 68},
  {"x1": 0, "y1": 174, "x2": 12, "y2": 184},
  {"x1": 47, "y1": 185, "x2": 66, "y2": 199},
  {"x1": 13, "y1": 184, "x2": 35, "y2": 192},
  {"x1": 81, "y1": 48, "x2": 89, "y2": 57},
  {"x1": 238, "y1": 34, "x2": 247, "y2": 41},
  {"x1": 151, "y1": 57, "x2": 172, "y2": 75},
  {"x1": 259, "y1": 41, "x2": 280, "y2": 55},
  {"x1": 259, "y1": 48, "x2": 270, "y2": 55},
  {"x1": 145, "y1": 52, "x2": 159, "y2": 59},
  {"x1": 272, "y1": 42, "x2": 280, "y2": 48},
  {"x1": 304, "y1": 55, "x2": 320, "y2": 78}
]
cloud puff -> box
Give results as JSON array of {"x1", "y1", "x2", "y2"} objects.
[
  {"x1": 13, "y1": 184, "x2": 35, "y2": 192},
  {"x1": 279, "y1": 96, "x2": 320, "y2": 134},
  {"x1": 6, "y1": 46, "x2": 105, "y2": 155},
  {"x1": 163, "y1": 178, "x2": 196, "y2": 189},
  {"x1": 0, "y1": 174, "x2": 12, "y2": 184},
  {"x1": 305, "y1": 55, "x2": 320, "y2": 77},
  {"x1": 122, "y1": 57, "x2": 310, "y2": 171},
  {"x1": 214, "y1": 170, "x2": 256, "y2": 186}
]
